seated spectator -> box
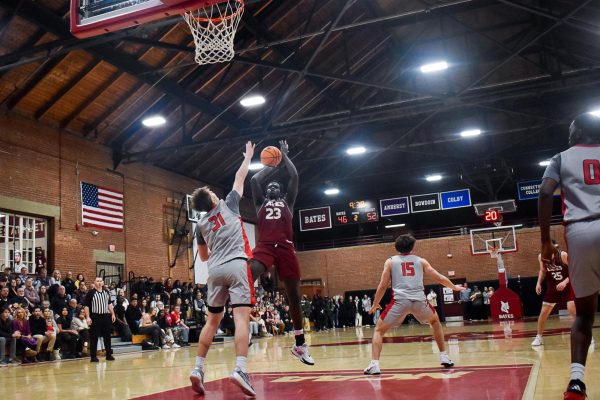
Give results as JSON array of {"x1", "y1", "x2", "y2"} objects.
[
  {"x1": 125, "y1": 298, "x2": 142, "y2": 334},
  {"x1": 62, "y1": 272, "x2": 76, "y2": 296},
  {"x1": 0, "y1": 287, "x2": 10, "y2": 310},
  {"x1": 150, "y1": 293, "x2": 162, "y2": 309},
  {"x1": 11, "y1": 307, "x2": 38, "y2": 363},
  {"x1": 117, "y1": 289, "x2": 129, "y2": 309},
  {"x1": 71, "y1": 308, "x2": 90, "y2": 355},
  {"x1": 56, "y1": 306, "x2": 80, "y2": 359},
  {"x1": 249, "y1": 306, "x2": 266, "y2": 337},
  {"x1": 8, "y1": 278, "x2": 18, "y2": 299},
  {"x1": 0, "y1": 307, "x2": 17, "y2": 365},
  {"x1": 51, "y1": 286, "x2": 70, "y2": 317},
  {"x1": 18, "y1": 267, "x2": 29, "y2": 285},
  {"x1": 113, "y1": 297, "x2": 132, "y2": 342},
  {"x1": 48, "y1": 270, "x2": 61, "y2": 298},
  {"x1": 109, "y1": 282, "x2": 118, "y2": 304},
  {"x1": 38, "y1": 285, "x2": 49, "y2": 304},
  {"x1": 42, "y1": 308, "x2": 60, "y2": 360},
  {"x1": 156, "y1": 309, "x2": 178, "y2": 349},
  {"x1": 170, "y1": 305, "x2": 189, "y2": 346},
  {"x1": 34, "y1": 248, "x2": 46, "y2": 274},
  {"x1": 13, "y1": 287, "x2": 31, "y2": 310},
  {"x1": 220, "y1": 306, "x2": 235, "y2": 336},
  {"x1": 74, "y1": 281, "x2": 88, "y2": 304},
  {"x1": 30, "y1": 306, "x2": 55, "y2": 361},
  {"x1": 2, "y1": 267, "x2": 12, "y2": 281},
  {"x1": 68, "y1": 298, "x2": 78, "y2": 319},
  {"x1": 24, "y1": 278, "x2": 40, "y2": 309},
  {"x1": 139, "y1": 308, "x2": 161, "y2": 349},
  {"x1": 75, "y1": 274, "x2": 85, "y2": 289},
  {"x1": 33, "y1": 268, "x2": 50, "y2": 292},
  {"x1": 280, "y1": 305, "x2": 294, "y2": 333},
  {"x1": 192, "y1": 292, "x2": 207, "y2": 328},
  {"x1": 140, "y1": 298, "x2": 150, "y2": 314}
]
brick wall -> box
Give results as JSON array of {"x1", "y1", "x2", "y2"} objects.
[
  {"x1": 0, "y1": 112, "x2": 254, "y2": 283},
  {"x1": 297, "y1": 225, "x2": 565, "y2": 296}
]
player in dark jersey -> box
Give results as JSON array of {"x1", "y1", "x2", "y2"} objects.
[
  {"x1": 532, "y1": 241, "x2": 576, "y2": 346},
  {"x1": 539, "y1": 112, "x2": 600, "y2": 400},
  {"x1": 250, "y1": 140, "x2": 314, "y2": 365}
]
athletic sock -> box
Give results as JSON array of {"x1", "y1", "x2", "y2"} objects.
[
  {"x1": 371, "y1": 359, "x2": 379, "y2": 366},
  {"x1": 570, "y1": 363, "x2": 585, "y2": 382},
  {"x1": 236, "y1": 356, "x2": 248, "y2": 372},
  {"x1": 294, "y1": 329, "x2": 305, "y2": 347},
  {"x1": 440, "y1": 351, "x2": 448, "y2": 357},
  {"x1": 195, "y1": 356, "x2": 205, "y2": 371}
]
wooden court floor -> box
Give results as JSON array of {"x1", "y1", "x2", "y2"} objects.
[{"x1": 1, "y1": 316, "x2": 597, "y2": 399}]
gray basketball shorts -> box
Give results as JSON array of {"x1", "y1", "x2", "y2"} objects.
[
  {"x1": 565, "y1": 218, "x2": 600, "y2": 298},
  {"x1": 207, "y1": 258, "x2": 256, "y2": 311},
  {"x1": 381, "y1": 298, "x2": 436, "y2": 326}
]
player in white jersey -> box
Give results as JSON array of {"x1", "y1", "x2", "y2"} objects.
[
  {"x1": 539, "y1": 113, "x2": 600, "y2": 400},
  {"x1": 188, "y1": 141, "x2": 257, "y2": 397},
  {"x1": 364, "y1": 234, "x2": 464, "y2": 375}
]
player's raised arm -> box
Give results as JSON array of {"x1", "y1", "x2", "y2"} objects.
[
  {"x1": 370, "y1": 259, "x2": 392, "y2": 314},
  {"x1": 422, "y1": 258, "x2": 463, "y2": 292},
  {"x1": 250, "y1": 165, "x2": 275, "y2": 211},
  {"x1": 232, "y1": 141, "x2": 255, "y2": 197},
  {"x1": 279, "y1": 140, "x2": 298, "y2": 210}
]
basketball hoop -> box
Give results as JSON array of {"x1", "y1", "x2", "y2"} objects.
[
  {"x1": 490, "y1": 247, "x2": 500, "y2": 259},
  {"x1": 183, "y1": 0, "x2": 244, "y2": 65}
]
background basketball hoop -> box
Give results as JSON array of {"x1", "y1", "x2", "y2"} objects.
[{"x1": 183, "y1": 0, "x2": 244, "y2": 65}]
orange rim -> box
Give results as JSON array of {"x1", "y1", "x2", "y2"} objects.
[{"x1": 191, "y1": 0, "x2": 244, "y2": 23}]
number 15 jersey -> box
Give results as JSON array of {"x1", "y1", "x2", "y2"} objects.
[
  {"x1": 257, "y1": 199, "x2": 294, "y2": 246},
  {"x1": 390, "y1": 254, "x2": 426, "y2": 301}
]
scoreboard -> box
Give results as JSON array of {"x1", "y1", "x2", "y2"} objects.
[{"x1": 334, "y1": 200, "x2": 379, "y2": 225}]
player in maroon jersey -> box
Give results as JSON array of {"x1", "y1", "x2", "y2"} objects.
[
  {"x1": 250, "y1": 140, "x2": 314, "y2": 365},
  {"x1": 532, "y1": 241, "x2": 576, "y2": 346}
]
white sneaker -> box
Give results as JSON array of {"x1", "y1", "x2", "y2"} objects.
[
  {"x1": 364, "y1": 361, "x2": 381, "y2": 375},
  {"x1": 162, "y1": 344, "x2": 171, "y2": 350},
  {"x1": 171, "y1": 343, "x2": 181, "y2": 349},
  {"x1": 189, "y1": 368, "x2": 205, "y2": 395},
  {"x1": 230, "y1": 367, "x2": 256, "y2": 396},
  {"x1": 291, "y1": 343, "x2": 315, "y2": 365},
  {"x1": 531, "y1": 335, "x2": 543, "y2": 346},
  {"x1": 440, "y1": 353, "x2": 454, "y2": 368}
]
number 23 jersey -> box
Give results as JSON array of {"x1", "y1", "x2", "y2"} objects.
[{"x1": 257, "y1": 199, "x2": 294, "y2": 245}]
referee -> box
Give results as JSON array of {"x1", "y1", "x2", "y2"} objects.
[{"x1": 84, "y1": 277, "x2": 116, "y2": 362}]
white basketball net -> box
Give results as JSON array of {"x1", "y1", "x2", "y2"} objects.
[{"x1": 183, "y1": 0, "x2": 244, "y2": 66}]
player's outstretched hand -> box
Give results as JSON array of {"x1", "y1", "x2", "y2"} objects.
[
  {"x1": 540, "y1": 241, "x2": 555, "y2": 265},
  {"x1": 244, "y1": 141, "x2": 255, "y2": 159},
  {"x1": 368, "y1": 304, "x2": 381, "y2": 315},
  {"x1": 535, "y1": 283, "x2": 542, "y2": 296},
  {"x1": 279, "y1": 139, "x2": 289, "y2": 155},
  {"x1": 453, "y1": 285, "x2": 464, "y2": 292}
]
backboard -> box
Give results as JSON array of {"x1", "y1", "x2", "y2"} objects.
[
  {"x1": 473, "y1": 199, "x2": 517, "y2": 216},
  {"x1": 186, "y1": 194, "x2": 204, "y2": 222},
  {"x1": 70, "y1": 0, "x2": 225, "y2": 38},
  {"x1": 470, "y1": 225, "x2": 518, "y2": 255}
]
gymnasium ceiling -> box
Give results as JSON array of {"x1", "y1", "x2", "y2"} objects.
[{"x1": 1, "y1": 0, "x2": 600, "y2": 209}]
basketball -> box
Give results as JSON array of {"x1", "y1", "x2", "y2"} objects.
[{"x1": 261, "y1": 146, "x2": 282, "y2": 167}]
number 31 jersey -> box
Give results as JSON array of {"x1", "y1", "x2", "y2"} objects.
[
  {"x1": 257, "y1": 199, "x2": 294, "y2": 245},
  {"x1": 390, "y1": 254, "x2": 426, "y2": 302}
]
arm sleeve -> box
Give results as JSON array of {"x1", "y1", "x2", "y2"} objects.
[
  {"x1": 542, "y1": 153, "x2": 561, "y2": 183},
  {"x1": 225, "y1": 190, "x2": 241, "y2": 215},
  {"x1": 83, "y1": 291, "x2": 93, "y2": 308},
  {"x1": 194, "y1": 226, "x2": 206, "y2": 245}
]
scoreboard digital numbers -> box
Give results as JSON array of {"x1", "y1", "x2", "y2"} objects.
[{"x1": 334, "y1": 200, "x2": 379, "y2": 225}]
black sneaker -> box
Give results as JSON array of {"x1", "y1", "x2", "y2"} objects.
[
  {"x1": 106, "y1": 355, "x2": 115, "y2": 361},
  {"x1": 90, "y1": 357, "x2": 100, "y2": 363},
  {"x1": 564, "y1": 379, "x2": 586, "y2": 399}
]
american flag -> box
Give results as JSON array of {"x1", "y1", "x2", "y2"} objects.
[{"x1": 80, "y1": 182, "x2": 124, "y2": 232}]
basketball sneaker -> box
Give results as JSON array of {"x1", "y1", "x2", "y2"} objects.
[
  {"x1": 564, "y1": 379, "x2": 586, "y2": 400},
  {"x1": 230, "y1": 367, "x2": 256, "y2": 396},
  {"x1": 291, "y1": 343, "x2": 315, "y2": 365},
  {"x1": 189, "y1": 368, "x2": 205, "y2": 395},
  {"x1": 531, "y1": 335, "x2": 544, "y2": 346},
  {"x1": 440, "y1": 353, "x2": 454, "y2": 368},
  {"x1": 363, "y1": 361, "x2": 381, "y2": 375}
]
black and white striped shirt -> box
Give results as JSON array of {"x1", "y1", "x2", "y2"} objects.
[{"x1": 83, "y1": 289, "x2": 111, "y2": 314}]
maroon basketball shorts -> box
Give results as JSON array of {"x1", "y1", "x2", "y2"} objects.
[
  {"x1": 252, "y1": 243, "x2": 301, "y2": 281},
  {"x1": 543, "y1": 284, "x2": 575, "y2": 305}
]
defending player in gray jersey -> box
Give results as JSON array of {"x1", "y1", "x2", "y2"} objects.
[
  {"x1": 539, "y1": 112, "x2": 600, "y2": 400},
  {"x1": 188, "y1": 141, "x2": 257, "y2": 397},
  {"x1": 364, "y1": 234, "x2": 464, "y2": 375}
]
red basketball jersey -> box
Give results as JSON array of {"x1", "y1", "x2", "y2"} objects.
[
  {"x1": 544, "y1": 249, "x2": 569, "y2": 285},
  {"x1": 257, "y1": 199, "x2": 294, "y2": 245}
]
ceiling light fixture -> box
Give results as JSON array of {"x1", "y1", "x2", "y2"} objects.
[
  {"x1": 249, "y1": 162, "x2": 264, "y2": 171},
  {"x1": 420, "y1": 61, "x2": 448, "y2": 73},
  {"x1": 240, "y1": 95, "x2": 266, "y2": 107},
  {"x1": 539, "y1": 160, "x2": 551, "y2": 167},
  {"x1": 142, "y1": 115, "x2": 166, "y2": 127},
  {"x1": 460, "y1": 129, "x2": 481, "y2": 137},
  {"x1": 346, "y1": 146, "x2": 366, "y2": 155},
  {"x1": 590, "y1": 109, "x2": 600, "y2": 117},
  {"x1": 324, "y1": 188, "x2": 340, "y2": 195},
  {"x1": 426, "y1": 174, "x2": 442, "y2": 182},
  {"x1": 385, "y1": 223, "x2": 406, "y2": 229}
]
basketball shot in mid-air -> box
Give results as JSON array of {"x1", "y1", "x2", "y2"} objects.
[{"x1": 364, "y1": 234, "x2": 464, "y2": 375}]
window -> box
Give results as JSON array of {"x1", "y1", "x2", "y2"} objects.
[{"x1": 0, "y1": 213, "x2": 49, "y2": 274}]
